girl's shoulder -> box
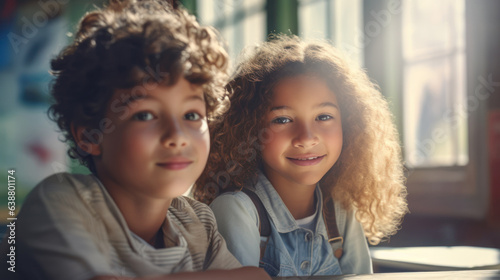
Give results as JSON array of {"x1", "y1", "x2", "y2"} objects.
[
  {"x1": 211, "y1": 190, "x2": 257, "y2": 211},
  {"x1": 210, "y1": 191, "x2": 260, "y2": 225},
  {"x1": 170, "y1": 195, "x2": 253, "y2": 228}
]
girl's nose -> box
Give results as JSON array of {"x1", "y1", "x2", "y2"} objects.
[
  {"x1": 292, "y1": 123, "x2": 319, "y2": 148},
  {"x1": 162, "y1": 119, "x2": 188, "y2": 148}
]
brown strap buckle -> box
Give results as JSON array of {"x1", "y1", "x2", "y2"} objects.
[{"x1": 328, "y1": 236, "x2": 344, "y2": 244}]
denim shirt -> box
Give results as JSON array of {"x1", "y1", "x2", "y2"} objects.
[{"x1": 210, "y1": 172, "x2": 373, "y2": 276}]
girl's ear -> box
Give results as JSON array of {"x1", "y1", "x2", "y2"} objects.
[{"x1": 70, "y1": 124, "x2": 102, "y2": 156}]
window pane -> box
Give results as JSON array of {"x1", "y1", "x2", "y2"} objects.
[
  {"x1": 196, "y1": 0, "x2": 265, "y2": 62},
  {"x1": 403, "y1": 0, "x2": 465, "y2": 60},
  {"x1": 298, "y1": 0, "x2": 363, "y2": 65},
  {"x1": 402, "y1": 0, "x2": 467, "y2": 168},
  {"x1": 244, "y1": 10, "x2": 266, "y2": 49},
  {"x1": 197, "y1": 0, "x2": 216, "y2": 24},
  {"x1": 299, "y1": 0, "x2": 327, "y2": 40}
]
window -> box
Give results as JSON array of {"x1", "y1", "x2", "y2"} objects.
[
  {"x1": 196, "y1": 0, "x2": 266, "y2": 62},
  {"x1": 363, "y1": 0, "x2": 489, "y2": 218},
  {"x1": 299, "y1": 0, "x2": 363, "y2": 65},
  {"x1": 399, "y1": 0, "x2": 489, "y2": 218},
  {"x1": 402, "y1": 0, "x2": 467, "y2": 168}
]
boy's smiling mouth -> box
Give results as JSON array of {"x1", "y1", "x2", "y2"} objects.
[
  {"x1": 286, "y1": 154, "x2": 326, "y2": 166},
  {"x1": 157, "y1": 156, "x2": 193, "y2": 170}
]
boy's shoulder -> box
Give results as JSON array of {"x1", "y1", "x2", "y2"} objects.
[
  {"x1": 168, "y1": 196, "x2": 219, "y2": 240},
  {"x1": 170, "y1": 196, "x2": 215, "y2": 222},
  {"x1": 30, "y1": 172, "x2": 97, "y2": 199},
  {"x1": 23, "y1": 173, "x2": 102, "y2": 216},
  {"x1": 39, "y1": 172, "x2": 95, "y2": 186}
]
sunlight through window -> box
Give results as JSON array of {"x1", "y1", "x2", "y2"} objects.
[{"x1": 403, "y1": 0, "x2": 467, "y2": 168}]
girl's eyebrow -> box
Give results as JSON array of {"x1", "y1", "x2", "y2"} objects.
[
  {"x1": 270, "y1": 105, "x2": 288, "y2": 111},
  {"x1": 316, "y1": 102, "x2": 339, "y2": 110},
  {"x1": 185, "y1": 94, "x2": 205, "y2": 102},
  {"x1": 270, "y1": 102, "x2": 339, "y2": 111}
]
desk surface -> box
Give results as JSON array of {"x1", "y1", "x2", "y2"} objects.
[
  {"x1": 273, "y1": 269, "x2": 500, "y2": 279},
  {"x1": 370, "y1": 246, "x2": 500, "y2": 271}
]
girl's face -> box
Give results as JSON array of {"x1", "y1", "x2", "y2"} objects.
[{"x1": 261, "y1": 75, "x2": 343, "y2": 189}]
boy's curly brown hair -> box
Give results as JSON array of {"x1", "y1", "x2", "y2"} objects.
[
  {"x1": 193, "y1": 35, "x2": 407, "y2": 245},
  {"x1": 48, "y1": 0, "x2": 229, "y2": 173}
]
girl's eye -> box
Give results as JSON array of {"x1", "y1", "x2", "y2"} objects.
[
  {"x1": 132, "y1": 112, "x2": 155, "y2": 121},
  {"x1": 316, "y1": 114, "x2": 333, "y2": 121},
  {"x1": 271, "y1": 117, "x2": 292, "y2": 124},
  {"x1": 184, "y1": 112, "x2": 202, "y2": 121}
]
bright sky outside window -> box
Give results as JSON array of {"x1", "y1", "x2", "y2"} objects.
[
  {"x1": 299, "y1": 0, "x2": 363, "y2": 65},
  {"x1": 197, "y1": 0, "x2": 266, "y2": 62},
  {"x1": 402, "y1": 0, "x2": 467, "y2": 168}
]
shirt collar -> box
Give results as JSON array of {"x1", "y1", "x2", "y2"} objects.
[{"x1": 253, "y1": 170, "x2": 328, "y2": 239}]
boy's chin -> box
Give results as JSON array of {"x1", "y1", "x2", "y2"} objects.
[{"x1": 161, "y1": 183, "x2": 195, "y2": 198}]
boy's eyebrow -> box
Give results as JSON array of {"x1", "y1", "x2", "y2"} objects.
[
  {"x1": 270, "y1": 102, "x2": 339, "y2": 111},
  {"x1": 118, "y1": 93, "x2": 204, "y2": 105},
  {"x1": 120, "y1": 94, "x2": 150, "y2": 106}
]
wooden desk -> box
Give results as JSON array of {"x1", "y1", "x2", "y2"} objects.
[{"x1": 273, "y1": 269, "x2": 500, "y2": 279}]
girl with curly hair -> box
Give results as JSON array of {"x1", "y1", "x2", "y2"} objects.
[
  {"x1": 0, "y1": 1, "x2": 270, "y2": 280},
  {"x1": 193, "y1": 35, "x2": 408, "y2": 277}
]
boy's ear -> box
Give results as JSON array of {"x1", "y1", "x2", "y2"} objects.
[{"x1": 70, "y1": 124, "x2": 102, "y2": 156}]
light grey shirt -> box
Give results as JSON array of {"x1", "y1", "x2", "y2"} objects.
[{"x1": 0, "y1": 173, "x2": 240, "y2": 280}]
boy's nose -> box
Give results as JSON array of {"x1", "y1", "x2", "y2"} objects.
[
  {"x1": 292, "y1": 123, "x2": 319, "y2": 148},
  {"x1": 162, "y1": 120, "x2": 188, "y2": 148}
]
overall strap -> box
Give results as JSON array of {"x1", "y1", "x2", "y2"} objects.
[
  {"x1": 241, "y1": 188, "x2": 271, "y2": 237},
  {"x1": 323, "y1": 197, "x2": 344, "y2": 259},
  {"x1": 241, "y1": 188, "x2": 271, "y2": 261},
  {"x1": 241, "y1": 188, "x2": 343, "y2": 260}
]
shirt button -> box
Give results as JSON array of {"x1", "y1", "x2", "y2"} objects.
[
  {"x1": 300, "y1": 260, "x2": 310, "y2": 271},
  {"x1": 304, "y1": 232, "x2": 312, "y2": 242}
]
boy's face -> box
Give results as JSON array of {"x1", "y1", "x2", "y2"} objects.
[
  {"x1": 261, "y1": 75, "x2": 343, "y2": 189},
  {"x1": 89, "y1": 78, "x2": 209, "y2": 201}
]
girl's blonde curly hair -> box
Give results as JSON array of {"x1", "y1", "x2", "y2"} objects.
[{"x1": 193, "y1": 35, "x2": 407, "y2": 245}]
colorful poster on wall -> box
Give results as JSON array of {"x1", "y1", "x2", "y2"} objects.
[{"x1": 0, "y1": 2, "x2": 73, "y2": 220}]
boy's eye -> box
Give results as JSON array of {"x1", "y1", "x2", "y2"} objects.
[
  {"x1": 316, "y1": 114, "x2": 333, "y2": 121},
  {"x1": 133, "y1": 112, "x2": 155, "y2": 121},
  {"x1": 271, "y1": 117, "x2": 292, "y2": 124},
  {"x1": 184, "y1": 112, "x2": 202, "y2": 121}
]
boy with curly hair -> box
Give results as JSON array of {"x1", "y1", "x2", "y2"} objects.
[{"x1": 0, "y1": 1, "x2": 269, "y2": 280}]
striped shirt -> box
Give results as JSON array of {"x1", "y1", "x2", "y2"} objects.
[{"x1": 0, "y1": 173, "x2": 240, "y2": 280}]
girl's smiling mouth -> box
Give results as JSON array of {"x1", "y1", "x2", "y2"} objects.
[{"x1": 286, "y1": 155, "x2": 326, "y2": 166}]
